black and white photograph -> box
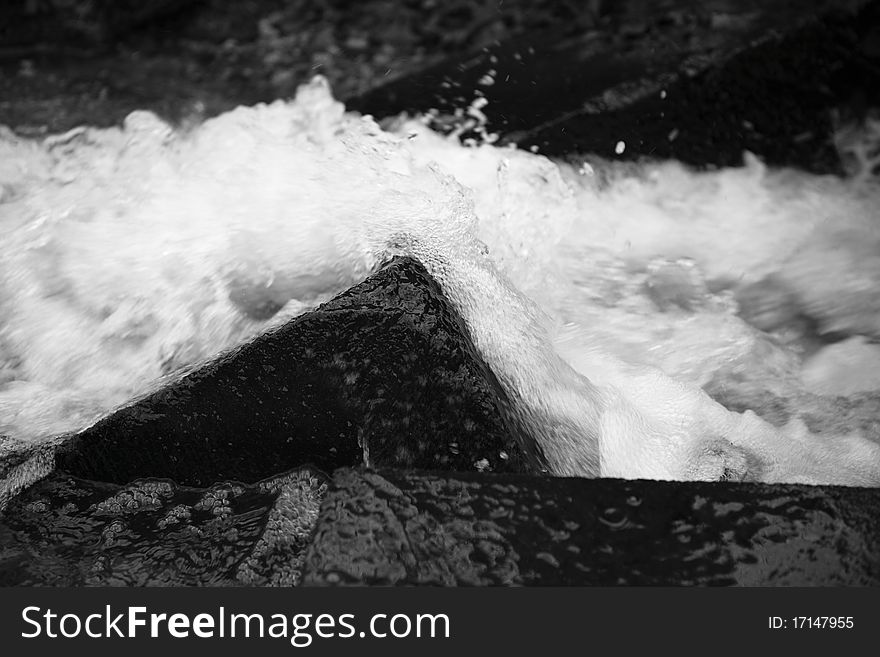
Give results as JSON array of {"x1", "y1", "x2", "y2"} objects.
[{"x1": 0, "y1": 0, "x2": 878, "y2": 636}]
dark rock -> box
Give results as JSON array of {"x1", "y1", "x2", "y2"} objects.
[
  {"x1": 301, "y1": 468, "x2": 880, "y2": 586},
  {"x1": 0, "y1": 440, "x2": 56, "y2": 511},
  {"x1": 0, "y1": 0, "x2": 200, "y2": 49},
  {"x1": 349, "y1": 0, "x2": 880, "y2": 174},
  {"x1": 0, "y1": 466, "x2": 326, "y2": 586},
  {"x1": 51, "y1": 257, "x2": 543, "y2": 488},
  {"x1": 2, "y1": 2, "x2": 878, "y2": 588}
]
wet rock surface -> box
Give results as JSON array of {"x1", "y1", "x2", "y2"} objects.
[
  {"x1": 0, "y1": 0, "x2": 195, "y2": 48},
  {"x1": 0, "y1": 467, "x2": 326, "y2": 586},
  {"x1": 1, "y1": 2, "x2": 879, "y2": 587},
  {"x1": 302, "y1": 469, "x2": 880, "y2": 586},
  {"x1": 0, "y1": 253, "x2": 877, "y2": 586},
  {"x1": 0, "y1": 0, "x2": 598, "y2": 133},
  {"x1": 351, "y1": 0, "x2": 880, "y2": 174},
  {"x1": 52, "y1": 257, "x2": 542, "y2": 488}
]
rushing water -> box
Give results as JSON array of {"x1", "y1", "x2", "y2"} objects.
[{"x1": 1, "y1": 77, "x2": 879, "y2": 485}]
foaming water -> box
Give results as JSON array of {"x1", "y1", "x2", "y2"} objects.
[{"x1": 1, "y1": 77, "x2": 879, "y2": 485}]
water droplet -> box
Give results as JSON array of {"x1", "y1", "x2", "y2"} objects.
[{"x1": 599, "y1": 507, "x2": 629, "y2": 529}]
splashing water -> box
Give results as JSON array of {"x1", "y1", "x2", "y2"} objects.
[{"x1": 1, "y1": 77, "x2": 879, "y2": 486}]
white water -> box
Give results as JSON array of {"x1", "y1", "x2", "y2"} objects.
[{"x1": 1, "y1": 77, "x2": 879, "y2": 485}]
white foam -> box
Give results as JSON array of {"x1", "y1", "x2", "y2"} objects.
[{"x1": 1, "y1": 77, "x2": 879, "y2": 486}]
